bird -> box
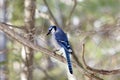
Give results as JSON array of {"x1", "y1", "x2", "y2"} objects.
[{"x1": 47, "y1": 25, "x2": 73, "y2": 74}]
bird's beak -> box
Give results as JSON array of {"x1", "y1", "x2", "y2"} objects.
[{"x1": 46, "y1": 31, "x2": 51, "y2": 35}]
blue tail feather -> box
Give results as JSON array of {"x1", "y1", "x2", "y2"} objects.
[{"x1": 65, "y1": 49, "x2": 73, "y2": 74}]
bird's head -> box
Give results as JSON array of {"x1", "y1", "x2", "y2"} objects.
[{"x1": 46, "y1": 26, "x2": 57, "y2": 35}]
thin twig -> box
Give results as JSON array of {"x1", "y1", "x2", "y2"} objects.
[
  {"x1": 82, "y1": 44, "x2": 87, "y2": 67},
  {"x1": 1, "y1": 22, "x2": 24, "y2": 29},
  {"x1": 43, "y1": 0, "x2": 59, "y2": 26}
]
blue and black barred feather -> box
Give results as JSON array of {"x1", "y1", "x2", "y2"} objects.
[{"x1": 65, "y1": 49, "x2": 73, "y2": 74}]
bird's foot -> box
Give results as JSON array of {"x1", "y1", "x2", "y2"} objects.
[
  {"x1": 53, "y1": 49, "x2": 63, "y2": 56},
  {"x1": 53, "y1": 49, "x2": 59, "y2": 55}
]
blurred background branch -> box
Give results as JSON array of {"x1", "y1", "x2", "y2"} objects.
[
  {"x1": 43, "y1": 0, "x2": 59, "y2": 26},
  {"x1": 66, "y1": 0, "x2": 77, "y2": 26}
]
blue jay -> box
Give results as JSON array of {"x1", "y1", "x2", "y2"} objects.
[{"x1": 47, "y1": 26, "x2": 73, "y2": 74}]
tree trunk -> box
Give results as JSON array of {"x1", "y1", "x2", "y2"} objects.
[
  {"x1": 0, "y1": 0, "x2": 8, "y2": 80},
  {"x1": 23, "y1": 0, "x2": 36, "y2": 80}
]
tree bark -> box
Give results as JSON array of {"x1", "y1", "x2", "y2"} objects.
[
  {"x1": 24, "y1": 0, "x2": 36, "y2": 80},
  {"x1": 0, "y1": 0, "x2": 8, "y2": 80}
]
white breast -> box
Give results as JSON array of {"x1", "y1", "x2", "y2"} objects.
[{"x1": 51, "y1": 34, "x2": 61, "y2": 50}]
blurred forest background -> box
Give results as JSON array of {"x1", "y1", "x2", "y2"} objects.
[{"x1": 0, "y1": 0, "x2": 120, "y2": 80}]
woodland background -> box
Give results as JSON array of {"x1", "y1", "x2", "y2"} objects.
[{"x1": 0, "y1": 0, "x2": 120, "y2": 80}]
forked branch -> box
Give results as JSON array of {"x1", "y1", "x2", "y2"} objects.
[{"x1": 82, "y1": 43, "x2": 120, "y2": 75}]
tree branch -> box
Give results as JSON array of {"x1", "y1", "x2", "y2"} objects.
[
  {"x1": 82, "y1": 43, "x2": 120, "y2": 75},
  {"x1": 66, "y1": 0, "x2": 77, "y2": 26},
  {"x1": 81, "y1": 44, "x2": 103, "y2": 80},
  {"x1": 1, "y1": 22, "x2": 24, "y2": 29},
  {"x1": 43, "y1": 0, "x2": 59, "y2": 26}
]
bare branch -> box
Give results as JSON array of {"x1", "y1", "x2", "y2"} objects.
[
  {"x1": 82, "y1": 44, "x2": 87, "y2": 67},
  {"x1": 81, "y1": 44, "x2": 103, "y2": 80},
  {"x1": 1, "y1": 22, "x2": 24, "y2": 29},
  {"x1": 81, "y1": 43, "x2": 120, "y2": 75},
  {"x1": 66, "y1": 0, "x2": 77, "y2": 26}
]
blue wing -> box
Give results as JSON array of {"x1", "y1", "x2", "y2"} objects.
[{"x1": 55, "y1": 30, "x2": 72, "y2": 53}]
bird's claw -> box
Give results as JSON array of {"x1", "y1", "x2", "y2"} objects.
[
  {"x1": 53, "y1": 51, "x2": 57, "y2": 55},
  {"x1": 53, "y1": 49, "x2": 63, "y2": 56},
  {"x1": 53, "y1": 49, "x2": 59, "y2": 55}
]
